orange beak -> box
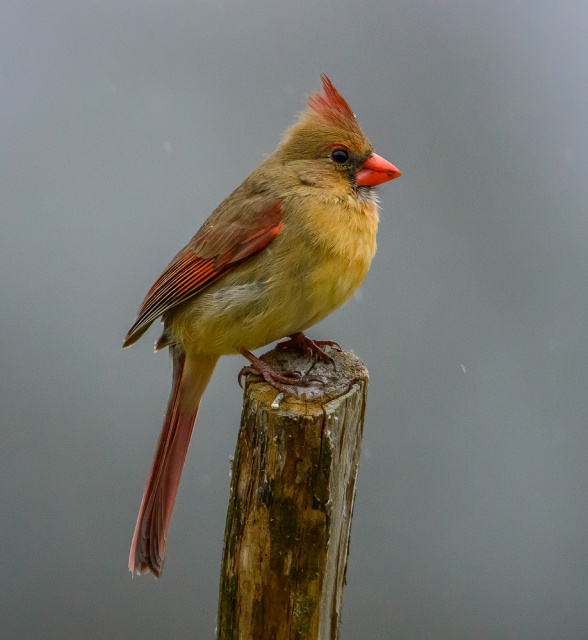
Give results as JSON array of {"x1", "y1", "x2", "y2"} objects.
[{"x1": 355, "y1": 153, "x2": 401, "y2": 187}]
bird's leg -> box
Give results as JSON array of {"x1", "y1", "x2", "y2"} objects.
[
  {"x1": 238, "y1": 348, "x2": 323, "y2": 394},
  {"x1": 276, "y1": 332, "x2": 341, "y2": 369}
]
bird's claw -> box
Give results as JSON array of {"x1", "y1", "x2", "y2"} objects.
[
  {"x1": 238, "y1": 355, "x2": 326, "y2": 396},
  {"x1": 276, "y1": 332, "x2": 340, "y2": 369}
]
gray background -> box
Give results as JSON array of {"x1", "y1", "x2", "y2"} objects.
[{"x1": 2, "y1": 1, "x2": 587, "y2": 638}]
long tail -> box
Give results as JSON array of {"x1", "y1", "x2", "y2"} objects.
[{"x1": 129, "y1": 348, "x2": 219, "y2": 577}]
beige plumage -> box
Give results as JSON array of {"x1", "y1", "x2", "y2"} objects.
[{"x1": 124, "y1": 75, "x2": 400, "y2": 576}]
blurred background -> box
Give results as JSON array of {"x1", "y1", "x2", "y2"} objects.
[{"x1": 2, "y1": 1, "x2": 588, "y2": 637}]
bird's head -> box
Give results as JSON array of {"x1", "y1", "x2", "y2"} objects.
[{"x1": 277, "y1": 75, "x2": 401, "y2": 194}]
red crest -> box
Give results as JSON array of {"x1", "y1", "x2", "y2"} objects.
[{"x1": 306, "y1": 75, "x2": 356, "y2": 127}]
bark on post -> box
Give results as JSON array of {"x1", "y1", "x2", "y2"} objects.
[{"x1": 218, "y1": 347, "x2": 369, "y2": 640}]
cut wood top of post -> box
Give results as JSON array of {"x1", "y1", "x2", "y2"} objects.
[{"x1": 243, "y1": 346, "x2": 369, "y2": 407}]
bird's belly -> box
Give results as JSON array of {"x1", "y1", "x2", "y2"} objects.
[{"x1": 169, "y1": 248, "x2": 370, "y2": 355}]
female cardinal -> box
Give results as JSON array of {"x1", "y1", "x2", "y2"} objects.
[{"x1": 124, "y1": 75, "x2": 400, "y2": 576}]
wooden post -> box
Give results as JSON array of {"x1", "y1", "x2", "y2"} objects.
[{"x1": 218, "y1": 347, "x2": 369, "y2": 640}]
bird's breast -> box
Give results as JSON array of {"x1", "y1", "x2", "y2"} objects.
[{"x1": 169, "y1": 196, "x2": 378, "y2": 355}]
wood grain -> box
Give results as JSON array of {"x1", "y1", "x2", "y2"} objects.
[{"x1": 218, "y1": 348, "x2": 369, "y2": 640}]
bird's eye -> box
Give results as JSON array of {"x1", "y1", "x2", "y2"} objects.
[{"x1": 331, "y1": 149, "x2": 349, "y2": 164}]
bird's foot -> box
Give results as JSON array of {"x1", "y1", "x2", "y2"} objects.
[
  {"x1": 238, "y1": 349, "x2": 324, "y2": 396},
  {"x1": 276, "y1": 332, "x2": 341, "y2": 368}
]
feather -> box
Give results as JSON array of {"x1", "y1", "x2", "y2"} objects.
[
  {"x1": 306, "y1": 74, "x2": 356, "y2": 129},
  {"x1": 123, "y1": 201, "x2": 282, "y2": 348},
  {"x1": 129, "y1": 350, "x2": 219, "y2": 576}
]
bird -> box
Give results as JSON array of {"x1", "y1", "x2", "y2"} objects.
[{"x1": 124, "y1": 75, "x2": 401, "y2": 576}]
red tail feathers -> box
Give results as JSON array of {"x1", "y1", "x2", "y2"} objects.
[{"x1": 129, "y1": 350, "x2": 218, "y2": 577}]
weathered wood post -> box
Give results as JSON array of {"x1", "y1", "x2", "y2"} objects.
[{"x1": 217, "y1": 346, "x2": 369, "y2": 640}]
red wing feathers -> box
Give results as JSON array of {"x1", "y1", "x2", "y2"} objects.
[
  {"x1": 123, "y1": 201, "x2": 282, "y2": 348},
  {"x1": 212, "y1": 219, "x2": 282, "y2": 269}
]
